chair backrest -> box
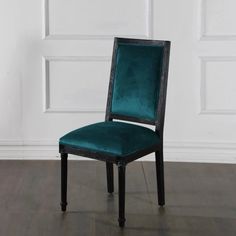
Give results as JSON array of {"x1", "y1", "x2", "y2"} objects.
[{"x1": 105, "y1": 38, "x2": 171, "y2": 132}]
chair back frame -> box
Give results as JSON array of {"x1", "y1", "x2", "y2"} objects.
[{"x1": 105, "y1": 38, "x2": 171, "y2": 140}]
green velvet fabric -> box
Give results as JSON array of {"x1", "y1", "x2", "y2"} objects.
[
  {"x1": 111, "y1": 42, "x2": 164, "y2": 121},
  {"x1": 59, "y1": 121, "x2": 160, "y2": 157}
]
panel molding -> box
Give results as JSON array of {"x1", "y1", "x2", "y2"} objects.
[
  {"x1": 42, "y1": 56, "x2": 111, "y2": 113},
  {"x1": 200, "y1": 56, "x2": 236, "y2": 115},
  {"x1": 43, "y1": 0, "x2": 153, "y2": 40},
  {"x1": 1, "y1": 140, "x2": 236, "y2": 163},
  {"x1": 199, "y1": 0, "x2": 236, "y2": 41}
]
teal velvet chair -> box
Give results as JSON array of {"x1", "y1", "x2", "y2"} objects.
[{"x1": 59, "y1": 38, "x2": 171, "y2": 227}]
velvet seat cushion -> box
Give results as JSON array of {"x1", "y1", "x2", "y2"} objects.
[
  {"x1": 111, "y1": 42, "x2": 164, "y2": 121},
  {"x1": 59, "y1": 121, "x2": 160, "y2": 157}
]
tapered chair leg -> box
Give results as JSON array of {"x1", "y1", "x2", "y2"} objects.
[
  {"x1": 155, "y1": 150, "x2": 165, "y2": 206},
  {"x1": 118, "y1": 162, "x2": 126, "y2": 227},
  {"x1": 60, "y1": 153, "x2": 68, "y2": 211},
  {"x1": 106, "y1": 162, "x2": 114, "y2": 193}
]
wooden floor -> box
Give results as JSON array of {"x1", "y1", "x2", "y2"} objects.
[{"x1": 0, "y1": 160, "x2": 235, "y2": 236}]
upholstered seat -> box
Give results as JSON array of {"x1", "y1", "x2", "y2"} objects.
[{"x1": 59, "y1": 121, "x2": 160, "y2": 157}]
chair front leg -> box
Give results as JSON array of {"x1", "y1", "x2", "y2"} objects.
[
  {"x1": 118, "y1": 162, "x2": 126, "y2": 227},
  {"x1": 106, "y1": 162, "x2": 114, "y2": 193},
  {"x1": 61, "y1": 153, "x2": 68, "y2": 211},
  {"x1": 155, "y1": 150, "x2": 165, "y2": 206}
]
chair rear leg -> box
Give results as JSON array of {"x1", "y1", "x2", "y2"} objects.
[
  {"x1": 61, "y1": 153, "x2": 68, "y2": 211},
  {"x1": 155, "y1": 150, "x2": 165, "y2": 206},
  {"x1": 106, "y1": 162, "x2": 114, "y2": 193},
  {"x1": 118, "y1": 162, "x2": 126, "y2": 227}
]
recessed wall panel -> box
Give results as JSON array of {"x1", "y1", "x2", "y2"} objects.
[
  {"x1": 201, "y1": 58, "x2": 236, "y2": 113},
  {"x1": 202, "y1": 0, "x2": 236, "y2": 38},
  {"x1": 45, "y1": 0, "x2": 151, "y2": 38},
  {"x1": 44, "y1": 57, "x2": 110, "y2": 112}
]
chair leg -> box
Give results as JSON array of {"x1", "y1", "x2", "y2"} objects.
[
  {"x1": 106, "y1": 162, "x2": 114, "y2": 193},
  {"x1": 155, "y1": 150, "x2": 165, "y2": 206},
  {"x1": 60, "y1": 153, "x2": 68, "y2": 211},
  {"x1": 118, "y1": 162, "x2": 126, "y2": 227}
]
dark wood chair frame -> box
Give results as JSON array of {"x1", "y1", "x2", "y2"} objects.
[{"x1": 59, "y1": 37, "x2": 171, "y2": 227}]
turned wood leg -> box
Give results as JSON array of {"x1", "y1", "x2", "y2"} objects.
[
  {"x1": 118, "y1": 162, "x2": 126, "y2": 227},
  {"x1": 106, "y1": 162, "x2": 114, "y2": 193},
  {"x1": 155, "y1": 150, "x2": 165, "y2": 206},
  {"x1": 61, "y1": 153, "x2": 68, "y2": 211}
]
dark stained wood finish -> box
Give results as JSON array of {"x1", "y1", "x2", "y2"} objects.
[
  {"x1": 60, "y1": 153, "x2": 68, "y2": 211},
  {"x1": 155, "y1": 149, "x2": 165, "y2": 206},
  {"x1": 0, "y1": 160, "x2": 236, "y2": 236},
  {"x1": 118, "y1": 162, "x2": 126, "y2": 227},
  {"x1": 106, "y1": 162, "x2": 114, "y2": 193}
]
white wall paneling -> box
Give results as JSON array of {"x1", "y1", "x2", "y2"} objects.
[
  {"x1": 43, "y1": 0, "x2": 153, "y2": 40},
  {"x1": 200, "y1": 0, "x2": 236, "y2": 40},
  {"x1": 43, "y1": 56, "x2": 111, "y2": 113},
  {"x1": 1, "y1": 140, "x2": 236, "y2": 163},
  {"x1": 200, "y1": 57, "x2": 236, "y2": 114},
  {"x1": 1, "y1": 0, "x2": 236, "y2": 162}
]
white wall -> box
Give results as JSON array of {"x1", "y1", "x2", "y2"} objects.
[{"x1": 1, "y1": 0, "x2": 236, "y2": 163}]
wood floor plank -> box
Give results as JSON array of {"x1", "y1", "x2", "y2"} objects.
[
  {"x1": 0, "y1": 160, "x2": 235, "y2": 236},
  {"x1": 143, "y1": 162, "x2": 236, "y2": 235}
]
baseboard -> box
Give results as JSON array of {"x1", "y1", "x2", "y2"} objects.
[{"x1": 0, "y1": 140, "x2": 236, "y2": 163}]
